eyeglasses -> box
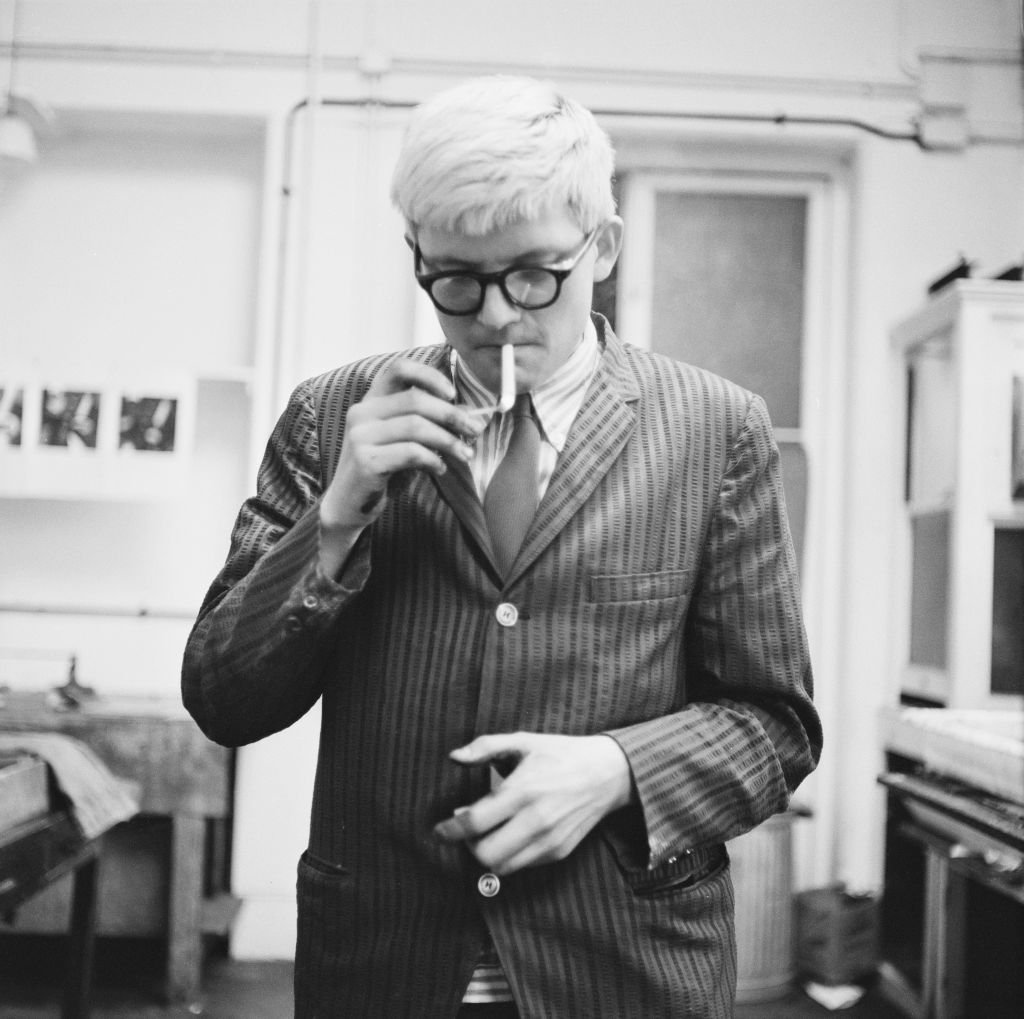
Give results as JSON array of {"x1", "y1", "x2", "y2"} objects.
[{"x1": 414, "y1": 227, "x2": 599, "y2": 316}]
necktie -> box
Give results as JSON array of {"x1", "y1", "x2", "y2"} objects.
[{"x1": 484, "y1": 393, "x2": 541, "y2": 576}]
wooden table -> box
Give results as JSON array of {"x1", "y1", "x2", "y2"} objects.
[
  {"x1": 1, "y1": 809, "x2": 103, "y2": 1019},
  {"x1": 0, "y1": 694, "x2": 234, "y2": 1003}
]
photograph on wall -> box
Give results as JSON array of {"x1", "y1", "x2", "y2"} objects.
[
  {"x1": 119, "y1": 394, "x2": 179, "y2": 453},
  {"x1": 0, "y1": 375, "x2": 194, "y2": 499},
  {"x1": 38, "y1": 388, "x2": 102, "y2": 449},
  {"x1": 0, "y1": 386, "x2": 24, "y2": 447}
]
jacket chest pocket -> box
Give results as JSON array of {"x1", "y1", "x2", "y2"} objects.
[
  {"x1": 579, "y1": 570, "x2": 693, "y2": 720},
  {"x1": 588, "y1": 569, "x2": 692, "y2": 604}
]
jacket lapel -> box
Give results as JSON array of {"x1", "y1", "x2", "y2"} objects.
[
  {"x1": 425, "y1": 346, "x2": 501, "y2": 573},
  {"x1": 428, "y1": 325, "x2": 641, "y2": 587},
  {"x1": 507, "y1": 325, "x2": 640, "y2": 584},
  {"x1": 432, "y1": 455, "x2": 497, "y2": 568}
]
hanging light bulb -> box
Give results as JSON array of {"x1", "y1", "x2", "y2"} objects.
[
  {"x1": 1, "y1": 0, "x2": 39, "y2": 164},
  {"x1": 0, "y1": 108, "x2": 37, "y2": 162}
]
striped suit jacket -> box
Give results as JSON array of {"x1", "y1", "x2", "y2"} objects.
[{"x1": 182, "y1": 316, "x2": 821, "y2": 1018}]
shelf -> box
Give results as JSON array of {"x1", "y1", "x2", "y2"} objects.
[
  {"x1": 196, "y1": 367, "x2": 255, "y2": 386},
  {"x1": 990, "y1": 507, "x2": 1024, "y2": 529}
]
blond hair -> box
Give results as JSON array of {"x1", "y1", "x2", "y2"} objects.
[{"x1": 390, "y1": 76, "x2": 616, "y2": 236}]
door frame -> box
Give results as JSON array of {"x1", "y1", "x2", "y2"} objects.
[{"x1": 611, "y1": 142, "x2": 853, "y2": 889}]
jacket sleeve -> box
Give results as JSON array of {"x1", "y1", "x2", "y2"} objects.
[
  {"x1": 181, "y1": 377, "x2": 371, "y2": 747},
  {"x1": 607, "y1": 394, "x2": 822, "y2": 867}
]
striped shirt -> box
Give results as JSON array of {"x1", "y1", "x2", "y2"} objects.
[
  {"x1": 454, "y1": 317, "x2": 601, "y2": 504},
  {"x1": 454, "y1": 317, "x2": 600, "y2": 1005}
]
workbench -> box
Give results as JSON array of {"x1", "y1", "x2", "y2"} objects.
[{"x1": 0, "y1": 694, "x2": 235, "y2": 1003}]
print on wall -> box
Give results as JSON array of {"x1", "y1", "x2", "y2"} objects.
[
  {"x1": 119, "y1": 394, "x2": 179, "y2": 453},
  {"x1": 39, "y1": 389, "x2": 102, "y2": 449},
  {"x1": 0, "y1": 387, "x2": 24, "y2": 447},
  {"x1": 0, "y1": 375, "x2": 194, "y2": 498}
]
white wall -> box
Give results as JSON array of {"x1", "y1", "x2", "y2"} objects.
[
  {"x1": 1, "y1": 112, "x2": 264, "y2": 686},
  {"x1": 2, "y1": 0, "x2": 1022, "y2": 957},
  {"x1": 835, "y1": 137, "x2": 1024, "y2": 886}
]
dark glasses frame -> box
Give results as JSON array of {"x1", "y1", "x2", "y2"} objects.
[{"x1": 413, "y1": 227, "x2": 600, "y2": 316}]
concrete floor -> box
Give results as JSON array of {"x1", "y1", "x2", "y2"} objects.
[
  {"x1": 0, "y1": 939, "x2": 906, "y2": 1018},
  {"x1": 0, "y1": 940, "x2": 293, "y2": 1019},
  {"x1": 0, "y1": 933, "x2": 913, "y2": 1019},
  {"x1": 0, "y1": 960, "x2": 293, "y2": 1018},
  {"x1": 0, "y1": 978, "x2": 907, "y2": 1019}
]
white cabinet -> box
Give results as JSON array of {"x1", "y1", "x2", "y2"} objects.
[{"x1": 893, "y1": 281, "x2": 1024, "y2": 708}]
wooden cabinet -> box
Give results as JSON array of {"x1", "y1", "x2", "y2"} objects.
[
  {"x1": 892, "y1": 281, "x2": 1024, "y2": 707},
  {"x1": 0, "y1": 694, "x2": 234, "y2": 1002}
]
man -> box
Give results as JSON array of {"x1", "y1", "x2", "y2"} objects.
[{"x1": 182, "y1": 75, "x2": 821, "y2": 1018}]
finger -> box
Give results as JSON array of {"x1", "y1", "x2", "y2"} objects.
[
  {"x1": 434, "y1": 754, "x2": 540, "y2": 847},
  {"x1": 336, "y1": 440, "x2": 453, "y2": 521},
  {"x1": 433, "y1": 793, "x2": 512, "y2": 843},
  {"x1": 433, "y1": 806, "x2": 476, "y2": 842},
  {"x1": 364, "y1": 414, "x2": 476, "y2": 464},
  {"x1": 354, "y1": 388, "x2": 486, "y2": 442},
  {"x1": 369, "y1": 359, "x2": 456, "y2": 402},
  {"x1": 352, "y1": 440, "x2": 455, "y2": 481},
  {"x1": 473, "y1": 786, "x2": 603, "y2": 875},
  {"x1": 466, "y1": 801, "x2": 581, "y2": 875},
  {"x1": 449, "y1": 732, "x2": 531, "y2": 767},
  {"x1": 469, "y1": 813, "x2": 543, "y2": 874}
]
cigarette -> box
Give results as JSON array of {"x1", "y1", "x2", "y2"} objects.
[{"x1": 498, "y1": 343, "x2": 515, "y2": 413}]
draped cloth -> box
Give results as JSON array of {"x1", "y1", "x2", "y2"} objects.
[{"x1": 0, "y1": 732, "x2": 139, "y2": 840}]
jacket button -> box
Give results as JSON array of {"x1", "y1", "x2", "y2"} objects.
[
  {"x1": 495, "y1": 603, "x2": 518, "y2": 627},
  {"x1": 477, "y1": 872, "x2": 501, "y2": 897}
]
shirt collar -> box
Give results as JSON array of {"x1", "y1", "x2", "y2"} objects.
[
  {"x1": 451, "y1": 317, "x2": 600, "y2": 452},
  {"x1": 531, "y1": 318, "x2": 599, "y2": 451}
]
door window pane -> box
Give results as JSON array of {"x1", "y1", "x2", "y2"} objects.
[{"x1": 649, "y1": 192, "x2": 806, "y2": 429}]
